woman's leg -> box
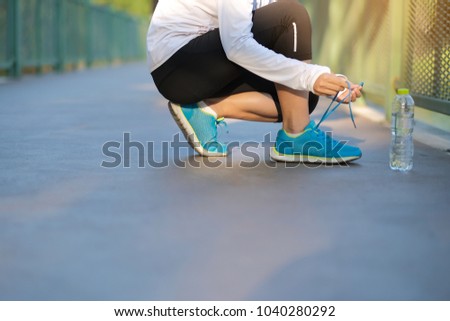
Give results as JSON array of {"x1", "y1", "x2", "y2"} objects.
[
  {"x1": 205, "y1": 78, "x2": 311, "y2": 129},
  {"x1": 276, "y1": 83, "x2": 310, "y2": 134},
  {"x1": 152, "y1": 0, "x2": 316, "y2": 126},
  {"x1": 205, "y1": 92, "x2": 278, "y2": 122},
  {"x1": 152, "y1": 30, "x2": 280, "y2": 123},
  {"x1": 208, "y1": 0, "x2": 314, "y2": 133}
]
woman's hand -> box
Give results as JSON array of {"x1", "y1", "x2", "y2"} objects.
[
  {"x1": 313, "y1": 74, "x2": 363, "y2": 103},
  {"x1": 336, "y1": 83, "x2": 363, "y2": 103}
]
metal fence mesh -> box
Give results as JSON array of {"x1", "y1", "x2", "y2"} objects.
[{"x1": 405, "y1": 0, "x2": 450, "y2": 102}]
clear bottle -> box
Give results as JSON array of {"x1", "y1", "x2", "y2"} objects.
[{"x1": 390, "y1": 88, "x2": 415, "y2": 171}]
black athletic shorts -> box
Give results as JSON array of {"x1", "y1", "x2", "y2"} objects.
[{"x1": 151, "y1": 0, "x2": 319, "y2": 122}]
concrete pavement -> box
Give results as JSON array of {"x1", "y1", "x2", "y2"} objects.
[{"x1": 0, "y1": 63, "x2": 449, "y2": 300}]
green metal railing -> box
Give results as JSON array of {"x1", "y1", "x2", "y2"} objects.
[{"x1": 0, "y1": 0, "x2": 147, "y2": 77}]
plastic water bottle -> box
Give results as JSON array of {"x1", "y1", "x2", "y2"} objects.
[{"x1": 390, "y1": 88, "x2": 414, "y2": 171}]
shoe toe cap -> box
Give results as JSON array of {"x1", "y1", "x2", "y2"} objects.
[{"x1": 340, "y1": 144, "x2": 362, "y2": 158}]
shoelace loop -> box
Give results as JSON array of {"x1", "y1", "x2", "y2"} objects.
[
  {"x1": 205, "y1": 117, "x2": 228, "y2": 146},
  {"x1": 216, "y1": 117, "x2": 228, "y2": 134},
  {"x1": 315, "y1": 80, "x2": 357, "y2": 130}
]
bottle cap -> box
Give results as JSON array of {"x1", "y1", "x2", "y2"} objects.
[{"x1": 398, "y1": 88, "x2": 410, "y2": 95}]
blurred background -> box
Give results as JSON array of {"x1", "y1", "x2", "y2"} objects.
[
  {"x1": 0, "y1": 0, "x2": 449, "y2": 133},
  {"x1": 302, "y1": 0, "x2": 449, "y2": 134},
  {"x1": 0, "y1": 0, "x2": 154, "y2": 75}
]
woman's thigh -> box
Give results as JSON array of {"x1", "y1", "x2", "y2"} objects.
[
  {"x1": 252, "y1": 0, "x2": 312, "y2": 61},
  {"x1": 151, "y1": 29, "x2": 247, "y2": 104}
]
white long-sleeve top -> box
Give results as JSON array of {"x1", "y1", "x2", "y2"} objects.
[{"x1": 147, "y1": 0, "x2": 330, "y2": 93}]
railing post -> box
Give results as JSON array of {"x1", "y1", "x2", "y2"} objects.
[
  {"x1": 85, "y1": 0, "x2": 93, "y2": 67},
  {"x1": 36, "y1": 0, "x2": 43, "y2": 73},
  {"x1": 386, "y1": 0, "x2": 408, "y2": 121},
  {"x1": 108, "y1": 9, "x2": 115, "y2": 63},
  {"x1": 56, "y1": 0, "x2": 66, "y2": 72},
  {"x1": 10, "y1": 0, "x2": 22, "y2": 77}
]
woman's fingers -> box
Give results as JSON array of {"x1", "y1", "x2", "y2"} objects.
[
  {"x1": 336, "y1": 83, "x2": 363, "y2": 103},
  {"x1": 313, "y1": 74, "x2": 347, "y2": 96},
  {"x1": 351, "y1": 84, "x2": 363, "y2": 101},
  {"x1": 313, "y1": 74, "x2": 364, "y2": 104}
]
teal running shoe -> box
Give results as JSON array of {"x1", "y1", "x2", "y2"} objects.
[
  {"x1": 270, "y1": 120, "x2": 362, "y2": 164},
  {"x1": 168, "y1": 101, "x2": 227, "y2": 157}
]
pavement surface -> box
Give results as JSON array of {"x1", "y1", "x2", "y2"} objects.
[{"x1": 1, "y1": 62, "x2": 449, "y2": 300}]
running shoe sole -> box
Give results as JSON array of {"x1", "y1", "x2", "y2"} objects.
[
  {"x1": 168, "y1": 102, "x2": 227, "y2": 157},
  {"x1": 270, "y1": 147, "x2": 361, "y2": 164}
]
